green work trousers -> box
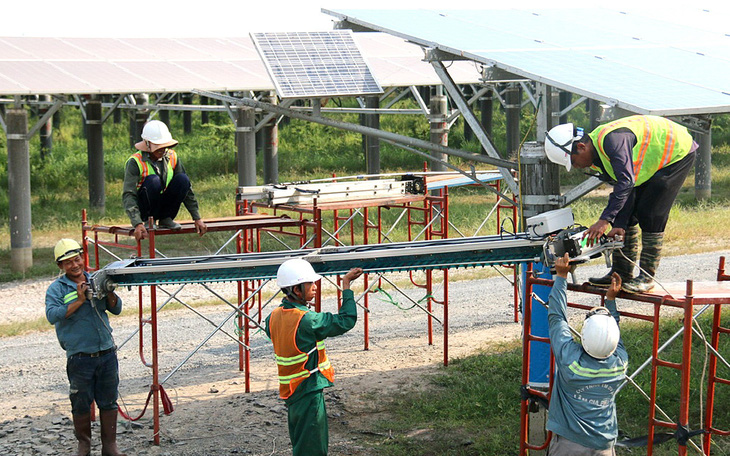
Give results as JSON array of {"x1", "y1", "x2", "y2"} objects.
[{"x1": 287, "y1": 389, "x2": 328, "y2": 456}]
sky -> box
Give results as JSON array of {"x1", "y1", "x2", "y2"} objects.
[{"x1": 5, "y1": 0, "x2": 724, "y2": 38}]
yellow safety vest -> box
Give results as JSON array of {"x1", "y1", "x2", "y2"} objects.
[
  {"x1": 269, "y1": 306, "x2": 335, "y2": 400},
  {"x1": 127, "y1": 150, "x2": 179, "y2": 190},
  {"x1": 588, "y1": 115, "x2": 693, "y2": 186}
]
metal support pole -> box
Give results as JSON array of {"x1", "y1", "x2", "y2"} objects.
[
  {"x1": 39, "y1": 94, "x2": 53, "y2": 158},
  {"x1": 365, "y1": 96, "x2": 380, "y2": 175},
  {"x1": 7, "y1": 108, "x2": 33, "y2": 272},
  {"x1": 694, "y1": 129, "x2": 712, "y2": 200},
  {"x1": 236, "y1": 106, "x2": 257, "y2": 187},
  {"x1": 158, "y1": 96, "x2": 169, "y2": 126},
  {"x1": 113, "y1": 96, "x2": 121, "y2": 124},
  {"x1": 505, "y1": 83, "x2": 521, "y2": 159},
  {"x1": 462, "y1": 85, "x2": 474, "y2": 142},
  {"x1": 588, "y1": 99, "x2": 601, "y2": 131},
  {"x1": 86, "y1": 99, "x2": 105, "y2": 211},
  {"x1": 558, "y1": 90, "x2": 571, "y2": 124},
  {"x1": 429, "y1": 89, "x2": 448, "y2": 172},
  {"x1": 480, "y1": 88, "x2": 493, "y2": 152},
  {"x1": 201, "y1": 96, "x2": 209, "y2": 124},
  {"x1": 419, "y1": 85, "x2": 431, "y2": 106},
  {"x1": 182, "y1": 93, "x2": 193, "y2": 134},
  {"x1": 263, "y1": 92, "x2": 279, "y2": 184},
  {"x1": 131, "y1": 94, "x2": 149, "y2": 148}
]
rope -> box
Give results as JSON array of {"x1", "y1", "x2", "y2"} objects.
[
  {"x1": 374, "y1": 287, "x2": 433, "y2": 311},
  {"x1": 617, "y1": 248, "x2": 674, "y2": 297},
  {"x1": 117, "y1": 384, "x2": 174, "y2": 421},
  {"x1": 234, "y1": 318, "x2": 269, "y2": 341}
]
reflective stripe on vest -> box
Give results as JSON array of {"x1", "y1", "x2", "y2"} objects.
[
  {"x1": 127, "y1": 150, "x2": 178, "y2": 190},
  {"x1": 63, "y1": 291, "x2": 78, "y2": 304},
  {"x1": 568, "y1": 360, "x2": 627, "y2": 379},
  {"x1": 587, "y1": 115, "x2": 692, "y2": 186},
  {"x1": 270, "y1": 307, "x2": 335, "y2": 399}
]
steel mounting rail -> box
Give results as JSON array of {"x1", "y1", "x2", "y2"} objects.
[{"x1": 90, "y1": 234, "x2": 545, "y2": 295}]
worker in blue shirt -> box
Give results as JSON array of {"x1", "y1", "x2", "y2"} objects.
[
  {"x1": 45, "y1": 239, "x2": 126, "y2": 456},
  {"x1": 546, "y1": 253, "x2": 628, "y2": 455}
]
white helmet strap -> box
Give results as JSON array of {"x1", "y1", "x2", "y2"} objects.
[
  {"x1": 283, "y1": 283, "x2": 309, "y2": 305},
  {"x1": 586, "y1": 306, "x2": 611, "y2": 319},
  {"x1": 546, "y1": 127, "x2": 584, "y2": 155}
]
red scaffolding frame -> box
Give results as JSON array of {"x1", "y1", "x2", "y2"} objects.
[
  {"x1": 80, "y1": 170, "x2": 519, "y2": 446},
  {"x1": 82, "y1": 209, "x2": 314, "y2": 444},
  {"x1": 519, "y1": 256, "x2": 730, "y2": 456},
  {"x1": 239, "y1": 185, "x2": 453, "y2": 364}
]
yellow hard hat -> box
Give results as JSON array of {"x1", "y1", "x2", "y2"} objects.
[{"x1": 54, "y1": 239, "x2": 83, "y2": 263}]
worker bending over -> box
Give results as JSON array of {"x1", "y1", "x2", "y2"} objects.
[
  {"x1": 265, "y1": 259, "x2": 363, "y2": 456},
  {"x1": 545, "y1": 115, "x2": 696, "y2": 292},
  {"x1": 547, "y1": 253, "x2": 628, "y2": 455}
]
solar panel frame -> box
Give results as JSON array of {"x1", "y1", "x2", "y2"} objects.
[{"x1": 251, "y1": 30, "x2": 383, "y2": 99}]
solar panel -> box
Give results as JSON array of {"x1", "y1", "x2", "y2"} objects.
[
  {"x1": 323, "y1": 7, "x2": 730, "y2": 116},
  {"x1": 250, "y1": 30, "x2": 383, "y2": 99},
  {"x1": 0, "y1": 34, "x2": 479, "y2": 96}
]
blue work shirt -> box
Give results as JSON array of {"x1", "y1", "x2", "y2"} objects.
[
  {"x1": 45, "y1": 272, "x2": 122, "y2": 358},
  {"x1": 546, "y1": 276, "x2": 628, "y2": 450}
]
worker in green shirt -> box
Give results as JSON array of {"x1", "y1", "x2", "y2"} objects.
[
  {"x1": 122, "y1": 120, "x2": 207, "y2": 242},
  {"x1": 265, "y1": 259, "x2": 363, "y2": 456}
]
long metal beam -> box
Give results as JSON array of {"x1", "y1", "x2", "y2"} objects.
[
  {"x1": 90, "y1": 235, "x2": 543, "y2": 295},
  {"x1": 192, "y1": 89, "x2": 519, "y2": 170},
  {"x1": 429, "y1": 60, "x2": 520, "y2": 194}
]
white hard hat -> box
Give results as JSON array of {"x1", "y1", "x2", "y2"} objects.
[
  {"x1": 54, "y1": 238, "x2": 83, "y2": 263},
  {"x1": 544, "y1": 123, "x2": 583, "y2": 171},
  {"x1": 277, "y1": 258, "x2": 322, "y2": 288},
  {"x1": 135, "y1": 120, "x2": 178, "y2": 152},
  {"x1": 581, "y1": 307, "x2": 620, "y2": 359}
]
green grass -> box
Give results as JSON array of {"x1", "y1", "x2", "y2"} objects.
[
  {"x1": 362, "y1": 310, "x2": 730, "y2": 456},
  {"x1": 1, "y1": 100, "x2": 730, "y2": 280},
  {"x1": 2, "y1": 97, "x2": 730, "y2": 454},
  {"x1": 369, "y1": 341, "x2": 524, "y2": 456}
]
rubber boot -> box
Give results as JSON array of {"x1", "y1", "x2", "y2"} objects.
[
  {"x1": 72, "y1": 413, "x2": 92, "y2": 456},
  {"x1": 100, "y1": 409, "x2": 127, "y2": 456},
  {"x1": 158, "y1": 217, "x2": 181, "y2": 230},
  {"x1": 588, "y1": 225, "x2": 639, "y2": 287},
  {"x1": 622, "y1": 232, "x2": 664, "y2": 294}
]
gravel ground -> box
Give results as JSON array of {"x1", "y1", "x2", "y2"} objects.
[{"x1": 0, "y1": 249, "x2": 728, "y2": 455}]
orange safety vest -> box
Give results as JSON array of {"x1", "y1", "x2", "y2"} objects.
[
  {"x1": 127, "y1": 150, "x2": 179, "y2": 190},
  {"x1": 269, "y1": 306, "x2": 335, "y2": 400}
]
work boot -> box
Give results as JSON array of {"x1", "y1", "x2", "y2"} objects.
[
  {"x1": 100, "y1": 409, "x2": 127, "y2": 456},
  {"x1": 158, "y1": 217, "x2": 181, "y2": 230},
  {"x1": 588, "y1": 225, "x2": 639, "y2": 287},
  {"x1": 622, "y1": 232, "x2": 664, "y2": 294},
  {"x1": 72, "y1": 413, "x2": 92, "y2": 456}
]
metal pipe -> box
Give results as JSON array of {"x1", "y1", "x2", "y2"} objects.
[
  {"x1": 7, "y1": 108, "x2": 32, "y2": 272},
  {"x1": 192, "y1": 89, "x2": 518, "y2": 170}
]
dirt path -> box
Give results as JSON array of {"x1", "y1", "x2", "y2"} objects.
[{"x1": 1, "y1": 250, "x2": 727, "y2": 455}]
